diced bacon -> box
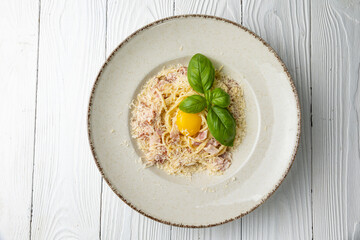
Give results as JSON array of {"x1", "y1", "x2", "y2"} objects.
[
  {"x1": 177, "y1": 66, "x2": 187, "y2": 75},
  {"x1": 159, "y1": 146, "x2": 167, "y2": 154},
  {"x1": 145, "y1": 145, "x2": 167, "y2": 164},
  {"x1": 195, "y1": 130, "x2": 208, "y2": 141},
  {"x1": 154, "y1": 146, "x2": 167, "y2": 164},
  {"x1": 156, "y1": 129, "x2": 164, "y2": 136},
  {"x1": 192, "y1": 130, "x2": 208, "y2": 146},
  {"x1": 219, "y1": 152, "x2": 231, "y2": 159},
  {"x1": 138, "y1": 102, "x2": 156, "y2": 124},
  {"x1": 137, "y1": 132, "x2": 149, "y2": 140},
  {"x1": 206, "y1": 138, "x2": 220, "y2": 147},
  {"x1": 170, "y1": 124, "x2": 180, "y2": 142},
  {"x1": 204, "y1": 144, "x2": 220, "y2": 155},
  {"x1": 214, "y1": 152, "x2": 232, "y2": 171},
  {"x1": 140, "y1": 122, "x2": 154, "y2": 134},
  {"x1": 139, "y1": 101, "x2": 149, "y2": 108},
  {"x1": 216, "y1": 158, "x2": 231, "y2": 171},
  {"x1": 156, "y1": 80, "x2": 167, "y2": 89},
  {"x1": 149, "y1": 133, "x2": 160, "y2": 146},
  {"x1": 165, "y1": 73, "x2": 176, "y2": 82},
  {"x1": 144, "y1": 110, "x2": 156, "y2": 123},
  {"x1": 154, "y1": 154, "x2": 166, "y2": 164},
  {"x1": 135, "y1": 121, "x2": 154, "y2": 140}
]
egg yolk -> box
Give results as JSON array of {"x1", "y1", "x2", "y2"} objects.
[{"x1": 176, "y1": 110, "x2": 202, "y2": 136}]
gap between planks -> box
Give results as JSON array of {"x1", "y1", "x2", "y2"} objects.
[{"x1": 29, "y1": 0, "x2": 42, "y2": 239}]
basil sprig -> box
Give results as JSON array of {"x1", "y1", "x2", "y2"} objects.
[{"x1": 179, "y1": 53, "x2": 236, "y2": 146}]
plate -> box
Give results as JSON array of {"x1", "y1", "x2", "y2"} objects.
[{"x1": 88, "y1": 15, "x2": 300, "y2": 227}]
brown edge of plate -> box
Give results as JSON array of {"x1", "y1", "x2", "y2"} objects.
[{"x1": 87, "y1": 14, "x2": 301, "y2": 228}]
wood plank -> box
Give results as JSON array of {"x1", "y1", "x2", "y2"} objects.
[
  {"x1": 171, "y1": 227, "x2": 200, "y2": 240},
  {"x1": 0, "y1": 0, "x2": 39, "y2": 239},
  {"x1": 30, "y1": 0, "x2": 106, "y2": 239},
  {"x1": 311, "y1": 1, "x2": 360, "y2": 239},
  {"x1": 100, "y1": 1, "x2": 173, "y2": 239},
  {"x1": 241, "y1": 0, "x2": 312, "y2": 239},
  {"x1": 175, "y1": 0, "x2": 241, "y2": 23},
  {"x1": 174, "y1": 0, "x2": 242, "y2": 238}
]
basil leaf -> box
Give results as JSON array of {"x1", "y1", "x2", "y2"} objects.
[
  {"x1": 211, "y1": 88, "x2": 230, "y2": 108},
  {"x1": 179, "y1": 95, "x2": 206, "y2": 113},
  {"x1": 187, "y1": 53, "x2": 215, "y2": 94},
  {"x1": 207, "y1": 106, "x2": 236, "y2": 146},
  {"x1": 205, "y1": 90, "x2": 212, "y2": 108}
]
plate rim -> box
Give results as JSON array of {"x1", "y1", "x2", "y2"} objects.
[{"x1": 87, "y1": 14, "x2": 301, "y2": 228}]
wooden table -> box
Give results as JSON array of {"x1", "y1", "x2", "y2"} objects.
[{"x1": 1, "y1": 0, "x2": 359, "y2": 239}]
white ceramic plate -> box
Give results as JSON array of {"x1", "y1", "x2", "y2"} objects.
[{"x1": 88, "y1": 15, "x2": 300, "y2": 227}]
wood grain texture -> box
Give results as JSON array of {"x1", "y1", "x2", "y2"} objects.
[
  {"x1": 100, "y1": 0, "x2": 173, "y2": 239},
  {"x1": 4, "y1": 0, "x2": 359, "y2": 238},
  {"x1": 175, "y1": 0, "x2": 241, "y2": 23},
  {"x1": 0, "y1": 0, "x2": 39, "y2": 239},
  {"x1": 171, "y1": 227, "x2": 200, "y2": 240},
  {"x1": 242, "y1": 0, "x2": 312, "y2": 239},
  {"x1": 311, "y1": 1, "x2": 360, "y2": 239},
  {"x1": 174, "y1": 0, "x2": 242, "y2": 238},
  {"x1": 30, "y1": 0, "x2": 106, "y2": 239}
]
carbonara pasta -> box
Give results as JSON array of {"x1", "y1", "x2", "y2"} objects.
[{"x1": 130, "y1": 65, "x2": 246, "y2": 175}]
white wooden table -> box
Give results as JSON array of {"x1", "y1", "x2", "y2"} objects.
[{"x1": 1, "y1": 0, "x2": 360, "y2": 239}]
